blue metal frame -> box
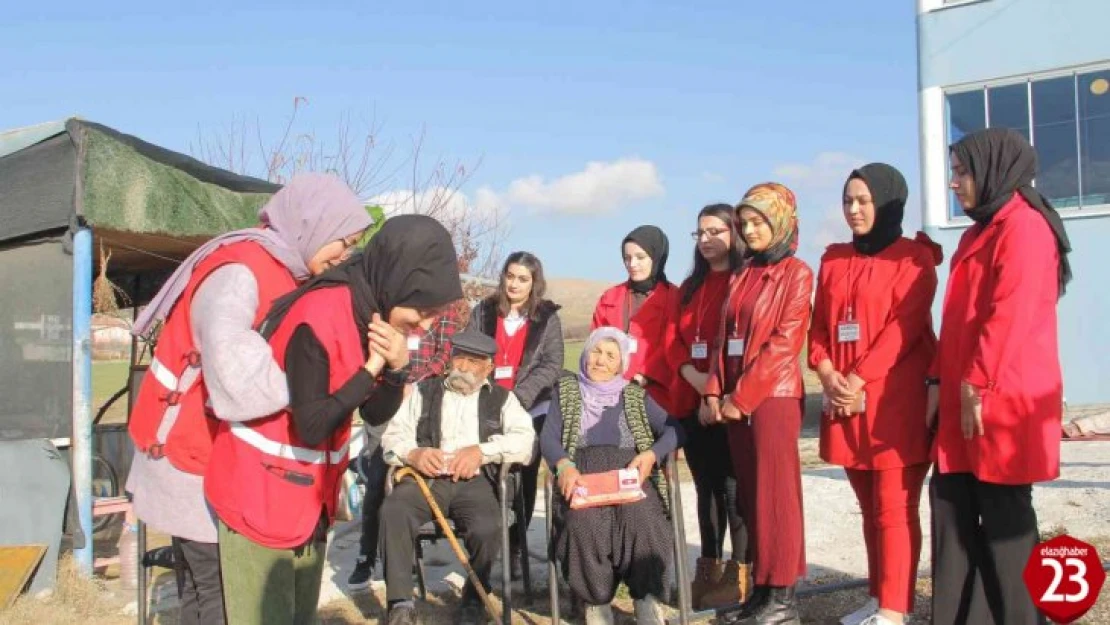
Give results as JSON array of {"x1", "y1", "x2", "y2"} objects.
[{"x1": 71, "y1": 226, "x2": 94, "y2": 574}]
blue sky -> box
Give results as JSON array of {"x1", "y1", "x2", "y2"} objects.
[{"x1": 2, "y1": 0, "x2": 922, "y2": 282}]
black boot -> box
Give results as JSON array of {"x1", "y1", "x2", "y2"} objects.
[
  {"x1": 721, "y1": 585, "x2": 768, "y2": 624},
  {"x1": 735, "y1": 585, "x2": 799, "y2": 625}
]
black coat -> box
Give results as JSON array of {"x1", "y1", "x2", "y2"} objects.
[{"x1": 466, "y1": 297, "x2": 564, "y2": 411}]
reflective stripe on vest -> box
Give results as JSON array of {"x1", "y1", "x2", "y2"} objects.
[
  {"x1": 149, "y1": 356, "x2": 180, "y2": 391},
  {"x1": 149, "y1": 356, "x2": 205, "y2": 446},
  {"x1": 228, "y1": 422, "x2": 349, "y2": 465}
]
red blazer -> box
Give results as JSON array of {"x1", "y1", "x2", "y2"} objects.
[
  {"x1": 644, "y1": 271, "x2": 730, "y2": 416},
  {"x1": 591, "y1": 281, "x2": 677, "y2": 381},
  {"x1": 706, "y1": 256, "x2": 813, "y2": 415},
  {"x1": 932, "y1": 194, "x2": 1063, "y2": 485},
  {"x1": 809, "y1": 234, "x2": 941, "y2": 469}
]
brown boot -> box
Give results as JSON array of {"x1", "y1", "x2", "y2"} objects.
[
  {"x1": 690, "y1": 558, "x2": 725, "y2": 610},
  {"x1": 700, "y1": 560, "x2": 751, "y2": 609}
]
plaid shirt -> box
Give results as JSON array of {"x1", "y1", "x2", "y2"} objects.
[{"x1": 405, "y1": 306, "x2": 460, "y2": 383}]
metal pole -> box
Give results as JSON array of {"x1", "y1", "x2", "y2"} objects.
[
  {"x1": 131, "y1": 275, "x2": 147, "y2": 625},
  {"x1": 667, "y1": 455, "x2": 691, "y2": 625},
  {"x1": 72, "y1": 226, "x2": 94, "y2": 574},
  {"x1": 545, "y1": 474, "x2": 559, "y2": 625},
  {"x1": 499, "y1": 465, "x2": 512, "y2": 625}
]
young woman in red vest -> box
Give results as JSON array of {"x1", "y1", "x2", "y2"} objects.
[
  {"x1": 465, "y1": 251, "x2": 564, "y2": 569},
  {"x1": 808, "y1": 164, "x2": 941, "y2": 625},
  {"x1": 704, "y1": 183, "x2": 812, "y2": 625},
  {"x1": 126, "y1": 173, "x2": 371, "y2": 625},
  {"x1": 591, "y1": 225, "x2": 676, "y2": 395},
  {"x1": 929, "y1": 129, "x2": 1072, "y2": 625},
  {"x1": 643, "y1": 204, "x2": 749, "y2": 610},
  {"x1": 204, "y1": 214, "x2": 462, "y2": 625}
]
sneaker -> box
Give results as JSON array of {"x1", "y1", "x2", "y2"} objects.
[
  {"x1": 347, "y1": 556, "x2": 374, "y2": 591},
  {"x1": 841, "y1": 597, "x2": 878, "y2": 625},
  {"x1": 859, "y1": 614, "x2": 898, "y2": 625}
]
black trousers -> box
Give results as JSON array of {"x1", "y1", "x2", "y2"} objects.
[
  {"x1": 930, "y1": 472, "x2": 1047, "y2": 625},
  {"x1": 380, "y1": 476, "x2": 503, "y2": 603},
  {"x1": 681, "y1": 416, "x2": 748, "y2": 561},
  {"x1": 357, "y1": 433, "x2": 391, "y2": 563},
  {"x1": 513, "y1": 413, "x2": 545, "y2": 549},
  {"x1": 172, "y1": 537, "x2": 226, "y2": 625}
]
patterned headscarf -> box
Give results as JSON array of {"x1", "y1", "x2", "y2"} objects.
[{"x1": 737, "y1": 182, "x2": 799, "y2": 265}]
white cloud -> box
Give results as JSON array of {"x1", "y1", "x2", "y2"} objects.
[
  {"x1": 369, "y1": 186, "x2": 505, "y2": 223},
  {"x1": 491, "y1": 157, "x2": 664, "y2": 215}
]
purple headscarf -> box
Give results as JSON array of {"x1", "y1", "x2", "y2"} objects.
[
  {"x1": 577, "y1": 326, "x2": 631, "y2": 433},
  {"x1": 133, "y1": 172, "x2": 372, "y2": 337}
]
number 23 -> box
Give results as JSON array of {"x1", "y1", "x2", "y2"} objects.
[{"x1": 1041, "y1": 558, "x2": 1090, "y2": 603}]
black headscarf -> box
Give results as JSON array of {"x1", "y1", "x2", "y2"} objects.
[
  {"x1": 622, "y1": 225, "x2": 670, "y2": 293},
  {"x1": 847, "y1": 163, "x2": 908, "y2": 256},
  {"x1": 262, "y1": 214, "x2": 464, "y2": 347},
  {"x1": 951, "y1": 128, "x2": 1073, "y2": 295}
]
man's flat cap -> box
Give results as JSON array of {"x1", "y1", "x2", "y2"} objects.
[{"x1": 451, "y1": 330, "x2": 497, "y2": 358}]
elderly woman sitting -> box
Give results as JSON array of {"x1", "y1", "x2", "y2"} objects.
[{"x1": 541, "y1": 327, "x2": 684, "y2": 625}]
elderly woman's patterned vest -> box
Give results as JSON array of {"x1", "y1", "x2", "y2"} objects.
[{"x1": 556, "y1": 374, "x2": 670, "y2": 515}]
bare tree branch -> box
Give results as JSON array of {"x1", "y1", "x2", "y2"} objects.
[{"x1": 191, "y1": 98, "x2": 505, "y2": 278}]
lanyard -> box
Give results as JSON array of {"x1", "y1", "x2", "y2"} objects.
[
  {"x1": 623, "y1": 289, "x2": 634, "y2": 334},
  {"x1": 844, "y1": 256, "x2": 869, "y2": 321},
  {"x1": 693, "y1": 278, "x2": 727, "y2": 342},
  {"x1": 725, "y1": 267, "x2": 763, "y2": 338}
]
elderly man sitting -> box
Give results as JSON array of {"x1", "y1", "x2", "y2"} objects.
[{"x1": 380, "y1": 330, "x2": 536, "y2": 625}]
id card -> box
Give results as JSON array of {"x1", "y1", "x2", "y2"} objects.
[
  {"x1": 494, "y1": 366, "x2": 514, "y2": 380},
  {"x1": 691, "y1": 341, "x2": 708, "y2": 360},
  {"x1": 727, "y1": 338, "x2": 745, "y2": 357},
  {"x1": 406, "y1": 336, "x2": 421, "y2": 351},
  {"x1": 837, "y1": 321, "x2": 861, "y2": 343},
  {"x1": 628, "y1": 337, "x2": 639, "y2": 354}
]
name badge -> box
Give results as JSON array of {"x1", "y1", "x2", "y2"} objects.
[
  {"x1": 691, "y1": 341, "x2": 708, "y2": 360},
  {"x1": 628, "y1": 337, "x2": 639, "y2": 354},
  {"x1": 494, "y1": 366, "x2": 514, "y2": 380},
  {"x1": 406, "y1": 336, "x2": 421, "y2": 351},
  {"x1": 727, "y1": 338, "x2": 745, "y2": 357},
  {"x1": 837, "y1": 321, "x2": 861, "y2": 343}
]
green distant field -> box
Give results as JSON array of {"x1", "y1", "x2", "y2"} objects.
[{"x1": 563, "y1": 340, "x2": 583, "y2": 370}]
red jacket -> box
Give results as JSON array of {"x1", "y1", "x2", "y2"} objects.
[
  {"x1": 644, "y1": 271, "x2": 730, "y2": 416},
  {"x1": 706, "y1": 256, "x2": 813, "y2": 415},
  {"x1": 593, "y1": 281, "x2": 678, "y2": 409},
  {"x1": 809, "y1": 234, "x2": 941, "y2": 469},
  {"x1": 205, "y1": 286, "x2": 361, "y2": 549},
  {"x1": 932, "y1": 194, "x2": 1063, "y2": 485},
  {"x1": 128, "y1": 242, "x2": 297, "y2": 475}
]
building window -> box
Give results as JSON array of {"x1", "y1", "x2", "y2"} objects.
[
  {"x1": 946, "y1": 89, "x2": 986, "y2": 219},
  {"x1": 1079, "y1": 70, "x2": 1110, "y2": 208},
  {"x1": 1032, "y1": 76, "x2": 1080, "y2": 208},
  {"x1": 944, "y1": 66, "x2": 1110, "y2": 220}
]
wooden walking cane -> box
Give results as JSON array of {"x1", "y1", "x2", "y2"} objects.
[{"x1": 394, "y1": 467, "x2": 501, "y2": 622}]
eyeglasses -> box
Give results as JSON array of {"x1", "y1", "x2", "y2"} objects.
[{"x1": 690, "y1": 227, "x2": 730, "y2": 241}]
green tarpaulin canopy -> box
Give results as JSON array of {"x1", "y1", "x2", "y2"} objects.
[{"x1": 0, "y1": 118, "x2": 280, "y2": 277}]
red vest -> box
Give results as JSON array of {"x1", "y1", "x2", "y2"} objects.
[
  {"x1": 128, "y1": 241, "x2": 297, "y2": 475},
  {"x1": 205, "y1": 286, "x2": 363, "y2": 549}
]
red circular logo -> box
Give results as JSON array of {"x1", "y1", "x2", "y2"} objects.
[{"x1": 1023, "y1": 534, "x2": 1105, "y2": 624}]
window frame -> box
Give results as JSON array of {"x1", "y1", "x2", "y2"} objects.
[{"x1": 939, "y1": 61, "x2": 1110, "y2": 228}]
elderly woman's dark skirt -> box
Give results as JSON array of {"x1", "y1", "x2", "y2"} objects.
[{"x1": 551, "y1": 445, "x2": 673, "y2": 605}]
